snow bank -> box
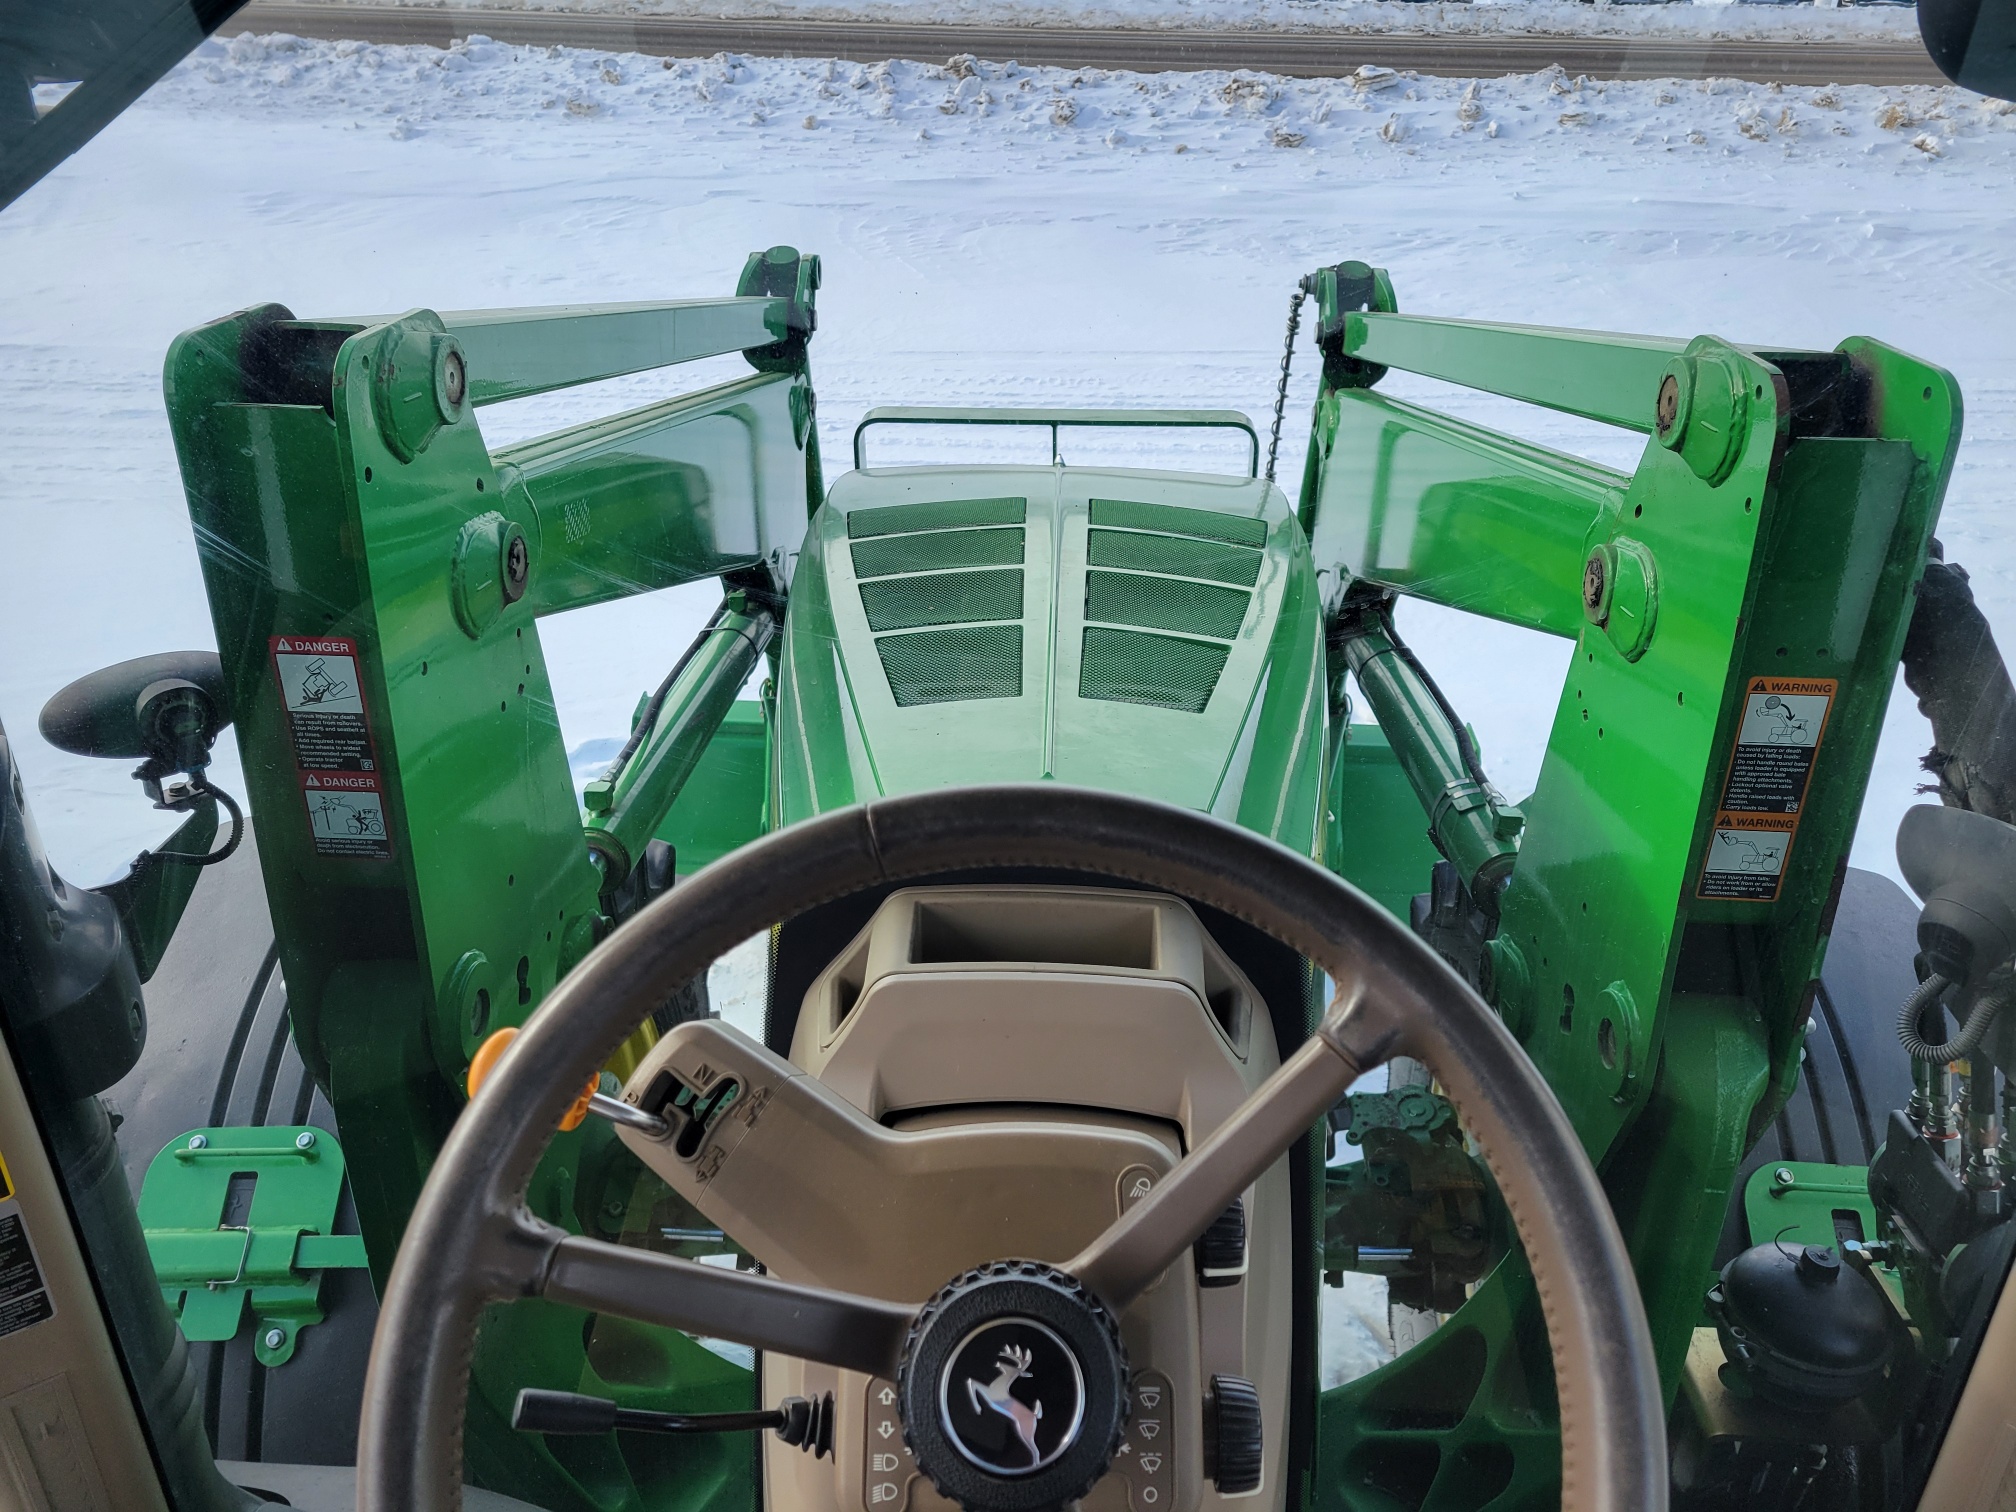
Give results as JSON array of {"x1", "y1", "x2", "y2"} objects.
[{"x1": 169, "y1": 31, "x2": 2006, "y2": 165}]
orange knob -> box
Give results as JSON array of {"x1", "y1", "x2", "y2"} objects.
[{"x1": 466, "y1": 1026, "x2": 598, "y2": 1132}]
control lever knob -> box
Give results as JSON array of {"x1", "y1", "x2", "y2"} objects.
[
  {"x1": 1194, "y1": 1199, "x2": 1247, "y2": 1288},
  {"x1": 1203, "y1": 1374, "x2": 1263, "y2": 1495},
  {"x1": 511, "y1": 1387, "x2": 832, "y2": 1455}
]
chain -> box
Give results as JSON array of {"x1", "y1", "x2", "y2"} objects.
[{"x1": 1264, "y1": 286, "x2": 1308, "y2": 485}]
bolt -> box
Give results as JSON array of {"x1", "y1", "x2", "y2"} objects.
[
  {"x1": 1655, "y1": 373, "x2": 1681, "y2": 439},
  {"x1": 264, "y1": 1327, "x2": 286, "y2": 1350},
  {"x1": 188, "y1": 1134, "x2": 208, "y2": 1150},
  {"x1": 441, "y1": 348, "x2": 467, "y2": 409},
  {"x1": 502, "y1": 533, "x2": 529, "y2": 605},
  {"x1": 1773, "y1": 1166, "x2": 1796, "y2": 1188},
  {"x1": 1582, "y1": 551, "x2": 1608, "y2": 616},
  {"x1": 295, "y1": 1130, "x2": 317, "y2": 1151}
]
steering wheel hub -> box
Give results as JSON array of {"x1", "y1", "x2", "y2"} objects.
[{"x1": 899, "y1": 1261, "x2": 1127, "y2": 1512}]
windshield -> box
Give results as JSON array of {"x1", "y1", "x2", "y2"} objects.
[{"x1": 1, "y1": 3, "x2": 2012, "y2": 1511}]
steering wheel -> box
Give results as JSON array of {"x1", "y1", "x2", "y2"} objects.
[{"x1": 356, "y1": 786, "x2": 1664, "y2": 1512}]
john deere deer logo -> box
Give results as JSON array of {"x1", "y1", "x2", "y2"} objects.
[{"x1": 966, "y1": 1345, "x2": 1045, "y2": 1467}]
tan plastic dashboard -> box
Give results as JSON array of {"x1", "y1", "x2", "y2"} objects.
[{"x1": 614, "y1": 885, "x2": 1298, "y2": 1512}]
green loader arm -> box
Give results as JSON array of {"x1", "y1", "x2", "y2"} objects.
[
  {"x1": 1297, "y1": 261, "x2": 1962, "y2": 1508},
  {"x1": 161, "y1": 248, "x2": 823, "y2": 1512}
]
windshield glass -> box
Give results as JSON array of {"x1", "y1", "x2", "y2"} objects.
[{"x1": 1, "y1": 4, "x2": 2012, "y2": 1510}]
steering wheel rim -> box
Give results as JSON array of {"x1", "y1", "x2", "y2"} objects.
[{"x1": 357, "y1": 785, "x2": 1665, "y2": 1512}]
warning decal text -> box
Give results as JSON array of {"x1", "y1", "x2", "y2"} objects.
[{"x1": 1698, "y1": 678, "x2": 1837, "y2": 902}]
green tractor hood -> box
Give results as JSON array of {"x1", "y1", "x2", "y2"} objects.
[{"x1": 774, "y1": 460, "x2": 1327, "y2": 856}]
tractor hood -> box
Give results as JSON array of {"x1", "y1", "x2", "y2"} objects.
[{"x1": 773, "y1": 464, "x2": 1328, "y2": 854}]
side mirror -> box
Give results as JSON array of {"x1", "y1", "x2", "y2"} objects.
[
  {"x1": 1897, "y1": 803, "x2": 2016, "y2": 990},
  {"x1": 39, "y1": 651, "x2": 229, "y2": 807},
  {"x1": 1919, "y1": 0, "x2": 2016, "y2": 97}
]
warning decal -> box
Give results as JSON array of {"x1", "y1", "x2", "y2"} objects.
[
  {"x1": 302, "y1": 773, "x2": 392, "y2": 860},
  {"x1": 273, "y1": 637, "x2": 393, "y2": 861},
  {"x1": 271, "y1": 636, "x2": 376, "y2": 772},
  {"x1": 0, "y1": 1149, "x2": 53, "y2": 1340},
  {"x1": 1701, "y1": 816, "x2": 1796, "y2": 900},
  {"x1": 1698, "y1": 677, "x2": 1837, "y2": 902}
]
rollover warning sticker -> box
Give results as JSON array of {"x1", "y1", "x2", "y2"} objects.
[
  {"x1": 271, "y1": 636, "x2": 376, "y2": 772},
  {"x1": 1698, "y1": 677, "x2": 1837, "y2": 902}
]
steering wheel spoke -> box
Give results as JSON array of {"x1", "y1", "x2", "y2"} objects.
[
  {"x1": 537, "y1": 1234, "x2": 913, "y2": 1379},
  {"x1": 1066, "y1": 1032, "x2": 1365, "y2": 1310}
]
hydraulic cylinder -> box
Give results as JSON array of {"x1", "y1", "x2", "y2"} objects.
[
  {"x1": 1339, "y1": 621, "x2": 1522, "y2": 908},
  {"x1": 583, "y1": 595, "x2": 776, "y2": 884}
]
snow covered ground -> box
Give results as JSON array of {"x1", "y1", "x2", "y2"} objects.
[
  {"x1": 270, "y1": 0, "x2": 1930, "y2": 44},
  {"x1": 5, "y1": 31, "x2": 2010, "y2": 892}
]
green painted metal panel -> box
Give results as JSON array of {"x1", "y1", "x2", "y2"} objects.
[
  {"x1": 164, "y1": 271, "x2": 820, "y2": 1512},
  {"x1": 1342, "y1": 310, "x2": 1686, "y2": 432},
  {"x1": 442, "y1": 297, "x2": 791, "y2": 406},
  {"x1": 1323, "y1": 723, "x2": 1443, "y2": 921},
  {"x1": 654, "y1": 701, "x2": 771, "y2": 875},
  {"x1": 497, "y1": 372, "x2": 809, "y2": 614},
  {"x1": 1300, "y1": 387, "x2": 1625, "y2": 635},
  {"x1": 1298, "y1": 265, "x2": 1962, "y2": 1505},
  {"x1": 584, "y1": 601, "x2": 774, "y2": 879},
  {"x1": 1223, "y1": 528, "x2": 1329, "y2": 846},
  {"x1": 138, "y1": 1126, "x2": 366, "y2": 1367},
  {"x1": 1743, "y1": 1161, "x2": 1878, "y2": 1251},
  {"x1": 775, "y1": 465, "x2": 1325, "y2": 854}
]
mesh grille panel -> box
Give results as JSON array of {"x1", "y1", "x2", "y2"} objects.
[
  {"x1": 848, "y1": 496, "x2": 1027, "y2": 539},
  {"x1": 1078, "y1": 628, "x2": 1230, "y2": 714},
  {"x1": 877, "y1": 626, "x2": 1023, "y2": 706},
  {"x1": 851, "y1": 528, "x2": 1025, "y2": 579},
  {"x1": 1087, "y1": 529, "x2": 1261, "y2": 587},
  {"x1": 860, "y1": 569, "x2": 1022, "y2": 631},
  {"x1": 1086, "y1": 571, "x2": 1250, "y2": 639},
  {"x1": 1089, "y1": 497, "x2": 1267, "y2": 548}
]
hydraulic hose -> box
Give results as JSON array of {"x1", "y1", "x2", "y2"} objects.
[{"x1": 1898, "y1": 972, "x2": 2014, "y2": 1063}]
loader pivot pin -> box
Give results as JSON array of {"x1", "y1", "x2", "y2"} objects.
[
  {"x1": 1655, "y1": 372, "x2": 1681, "y2": 440},
  {"x1": 1582, "y1": 552, "x2": 1609, "y2": 618}
]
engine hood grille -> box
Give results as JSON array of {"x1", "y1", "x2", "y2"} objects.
[{"x1": 774, "y1": 463, "x2": 1327, "y2": 854}]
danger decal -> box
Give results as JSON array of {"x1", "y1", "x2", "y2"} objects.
[
  {"x1": 270, "y1": 637, "x2": 393, "y2": 861},
  {"x1": 301, "y1": 773, "x2": 393, "y2": 861}
]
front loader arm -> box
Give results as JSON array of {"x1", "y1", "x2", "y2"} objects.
[
  {"x1": 164, "y1": 250, "x2": 822, "y2": 1280},
  {"x1": 1294, "y1": 264, "x2": 1960, "y2": 1496}
]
